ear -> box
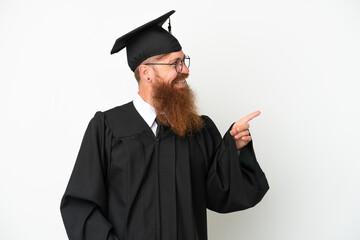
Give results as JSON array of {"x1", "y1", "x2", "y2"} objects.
[{"x1": 139, "y1": 65, "x2": 153, "y2": 83}]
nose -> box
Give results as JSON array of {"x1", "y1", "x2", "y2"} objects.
[{"x1": 182, "y1": 63, "x2": 189, "y2": 74}]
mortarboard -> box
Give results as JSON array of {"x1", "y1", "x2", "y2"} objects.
[{"x1": 111, "y1": 10, "x2": 182, "y2": 72}]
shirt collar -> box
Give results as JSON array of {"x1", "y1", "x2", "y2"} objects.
[{"x1": 133, "y1": 93, "x2": 156, "y2": 128}]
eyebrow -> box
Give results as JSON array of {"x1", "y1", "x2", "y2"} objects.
[{"x1": 169, "y1": 54, "x2": 186, "y2": 63}]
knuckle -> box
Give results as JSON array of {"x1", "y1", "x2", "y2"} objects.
[{"x1": 242, "y1": 123, "x2": 249, "y2": 130}]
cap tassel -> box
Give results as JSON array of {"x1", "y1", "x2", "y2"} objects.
[{"x1": 168, "y1": 17, "x2": 172, "y2": 35}]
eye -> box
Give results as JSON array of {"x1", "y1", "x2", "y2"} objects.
[
  {"x1": 176, "y1": 59, "x2": 183, "y2": 66},
  {"x1": 176, "y1": 58, "x2": 182, "y2": 63}
]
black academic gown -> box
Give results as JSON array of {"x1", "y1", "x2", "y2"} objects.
[{"x1": 60, "y1": 102, "x2": 269, "y2": 240}]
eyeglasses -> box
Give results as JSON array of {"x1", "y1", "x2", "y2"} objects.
[{"x1": 145, "y1": 55, "x2": 190, "y2": 73}]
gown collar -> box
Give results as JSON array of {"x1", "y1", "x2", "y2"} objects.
[
  {"x1": 103, "y1": 97, "x2": 157, "y2": 138},
  {"x1": 133, "y1": 93, "x2": 157, "y2": 133}
]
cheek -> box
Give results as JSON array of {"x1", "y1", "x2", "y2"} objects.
[
  {"x1": 155, "y1": 69, "x2": 178, "y2": 84},
  {"x1": 164, "y1": 74, "x2": 177, "y2": 84}
]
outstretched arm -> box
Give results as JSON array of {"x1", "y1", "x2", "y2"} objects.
[{"x1": 202, "y1": 114, "x2": 269, "y2": 213}]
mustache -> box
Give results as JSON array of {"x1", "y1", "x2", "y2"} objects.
[{"x1": 172, "y1": 73, "x2": 190, "y2": 84}]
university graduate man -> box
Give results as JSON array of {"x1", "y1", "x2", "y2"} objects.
[{"x1": 60, "y1": 10, "x2": 269, "y2": 240}]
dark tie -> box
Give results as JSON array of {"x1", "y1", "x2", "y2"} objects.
[{"x1": 155, "y1": 118, "x2": 162, "y2": 137}]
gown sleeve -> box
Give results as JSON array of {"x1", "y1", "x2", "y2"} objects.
[
  {"x1": 202, "y1": 116, "x2": 269, "y2": 213},
  {"x1": 60, "y1": 112, "x2": 119, "y2": 240}
]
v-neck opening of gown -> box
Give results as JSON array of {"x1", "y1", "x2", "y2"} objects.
[{"x1": 130, "y1": 101, "x2": 158, "y2": 139}]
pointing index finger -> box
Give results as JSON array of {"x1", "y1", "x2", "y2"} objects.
[{"x1": 240, "y1": 111, "x2": 261, "y2": 123}]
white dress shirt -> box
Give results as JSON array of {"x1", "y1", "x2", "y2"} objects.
[{"x1": 133, "y1": 93, "x2": 158, "y2": 136}]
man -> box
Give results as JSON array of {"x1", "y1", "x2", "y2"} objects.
[{"x1": 60, "y1": 10, "x2": 269, "y2": 240}]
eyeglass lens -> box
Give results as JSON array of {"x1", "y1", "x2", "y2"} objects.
[{"x1": 175, "y1": 57, "x2": 190, "y2": 73}]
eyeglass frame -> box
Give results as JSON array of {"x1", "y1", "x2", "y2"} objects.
[{"x1": 144, "y1": 55, "x2": 190, "y2": 73}]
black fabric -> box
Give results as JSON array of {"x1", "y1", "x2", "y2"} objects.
[
  {"x1": 60, "y1": 102, "x2": 269, "y2": 240},
  {"x1": 155, "y1": 118, "x2": 163, "y2": 137},
  {"x1": 111, "y1": 10, "x2": 182, "y2": 71}
]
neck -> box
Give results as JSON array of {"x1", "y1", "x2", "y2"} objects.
[{"x1": 138, "y1": 87, "x2": 154, "y2": 107}]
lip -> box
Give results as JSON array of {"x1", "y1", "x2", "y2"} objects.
[
  {"x1": 173, "y1": 79, "x2": 187, "y2": 88},
  {"x1": 174, "y1": 80, "x2": 186, "y2": 84}
]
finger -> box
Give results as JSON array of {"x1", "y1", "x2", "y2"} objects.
[
  {"x1": 231, "y1": 123, "x2": 245, "y2": 135},
  {"x1": 236, "y1": 123, "x2": 250, "y2": 132},
  {"x1": 241, "y1": 135, "x2": 252, "y2": 142},
  {"x1": 230, "y1": 128, "x2": 237, "y2": 136},
  {"x1": 239, "y1": 111, "x2": 261, "y2": 124},
  {"x1": 234, "y1": 130, "x2": 250, "y2": 139}
]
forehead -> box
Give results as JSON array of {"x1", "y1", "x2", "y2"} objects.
[{"x1": 163, "y1": 50, "x2": 185, "y2": 62}]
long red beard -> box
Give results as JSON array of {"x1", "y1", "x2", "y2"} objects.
[{"x1": 152, "y1": 74, "x2": 204, "y2": 137}]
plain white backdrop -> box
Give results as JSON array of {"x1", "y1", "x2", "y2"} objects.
[{"x1": 1, "y1": 0, "x2": 359, "y2": 239}]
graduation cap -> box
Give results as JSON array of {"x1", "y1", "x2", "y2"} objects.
[{"x1": 111, "y1": 10, "x2": 182, "y2": 72}]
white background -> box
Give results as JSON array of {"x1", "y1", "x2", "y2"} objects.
[{"x1": 1, "y1": 0, "x2": 359, "y2": 239}]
